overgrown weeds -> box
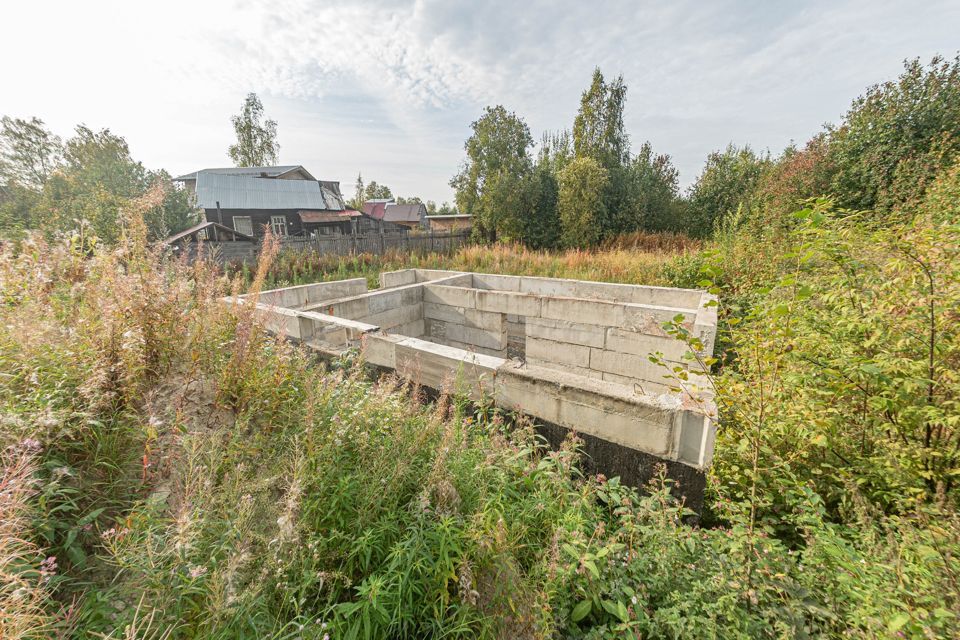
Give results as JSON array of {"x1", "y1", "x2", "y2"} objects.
[{"x1": 2, "y1": 187, "x2": 960, "y2": 638}]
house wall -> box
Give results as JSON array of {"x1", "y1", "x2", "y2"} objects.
[
  {"x1": 204, "y1": 209, "x2": 303, "y2": 239},
  {"x1": 302, "y1": 221, "x2": 353, "y2": 236},
  {"x1": 428, "y1": 218, "x2": 472, "y2": 232}
]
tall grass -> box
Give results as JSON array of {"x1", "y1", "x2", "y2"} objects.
[
  {"x1": 2, "y1": 201, "x2": 959, "y2": 638},
  {"x1": 233, "y1": 235, "x2": 692, "y2": 291}
]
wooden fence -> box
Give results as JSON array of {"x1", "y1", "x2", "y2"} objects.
[
  {"x1": 177, "y1": 230, "x2": 472, "y2": 265},
  {"x1": 278, "y1": 230, "x2": 472, "y2": 257}
]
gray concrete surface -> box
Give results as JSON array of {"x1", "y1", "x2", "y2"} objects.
[{"x1": 228, "y1": 269, "x2": 718, "y2": 476}]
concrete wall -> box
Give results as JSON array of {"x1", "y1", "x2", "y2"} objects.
[
  {"x1": 417, "y1": 280, "x2": 708, "y2": 396},
  {"x1": 232, "y1": 269, "x2": 718, "y2": 476},
  {"x1": 256, "y1": 277, "x2": 368, "y2": 309},
  {"x1": 304, "y1": 272, "x2": 473, "y2": 337}
]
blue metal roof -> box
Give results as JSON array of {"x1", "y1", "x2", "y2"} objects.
[{"x1": 195, "y1": 173, "x2": 344, "y2": 211}]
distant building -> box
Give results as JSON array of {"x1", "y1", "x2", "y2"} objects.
[
  {"x1": 361, "y1": 198, "x2": 393, "y2": 221},
  {"x1": 362, "y1": 199, "x2": 427, "y2": 230},
  {"x1": 426, "y1": 214, "x2": 472, "y2": 233},
  {"x1": 173, "y1": 165, "x2": 357, "y2": 238}
]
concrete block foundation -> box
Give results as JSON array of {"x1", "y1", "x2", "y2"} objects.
[{"x1": 228, "y1": 269, "x2": 718, "y2": 506}]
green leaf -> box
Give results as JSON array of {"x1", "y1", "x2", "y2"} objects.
[
  {"x1": 887, "y1": 613, "x2": 910, "y2": 632},
  {"x1": 571, "y1": 600, "x2": 592, "y2": 622},
  {"x1": 77, "y1": 507, "x2": 106, "y2": 526},
  {"x1": 584, "y1": 560, "x2": 600, "y2": 579},
  {"x1": 860, "y1": 363, "x2": 882, "y2": 376},
  {"x1": 601, "y1": 600, "x2": 619, "y2": 617}
]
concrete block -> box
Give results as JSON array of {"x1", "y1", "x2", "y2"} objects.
[
  {"x1": 623, "y1": 305, "x2": 696, "y2": 337},
  {"x1": 362, "y1": 333, "x2": 404, "y2": 368},
  {"x1": 496, "y1": 362, "x2": 680, "y2": 459},
  {"x1": 367, "y1": 290, "x2": 404, "y2": 315},
  {"x1": 325, "y1": 297, "x2": 370, "y2": 320},
  {"x1": 558, "y1": 400, "x2": 674, "y2": 456},
  {"x1": 494, "y1": 365, "x2": 563, "y2": 423},
  {"x1": 472, "y1": 273, "x2": 522, "y2": 291},
  {"x1": 540, "y1": 297, "x2": 625, "y2": 327},
  {"x1": 391, "y1": 319, "x2": 425, "y2": 338},
  {"x1": 422, "y1": 303, "x2": 504, "y2": 332},
  {"x1": 518, "y1": 276, "x2": 575, "y2": 297},
  {"x1": 395, "y1": 337, "x2": 502, "y2": 400},
  {"x1": 526, "y1": 357, "x2": 603, "y2": 380},
  {"x1": 625, "y1": 285, "x2": 701, "y2": 309},
  {"x1": 423, "y1": 318, "x2": 507, "y2": 351},
  {"x1": 605, "y1": 327, "x2": 693, "y2": 362},
  {"x1": 423, "y1": 285, "x2": 477, "y2": 308},
  {"x1": 313, "y1": 325, "x2": 350, "y2": 349},
  {"x1": 526, "y1": 336, "x2": 590, "y2": 368},
  {"x1": 589, "y1": 348, "x2": 680, "y2": 384},
  {"x1": 414, "y1": 269, "x2": 471, "y2": 284},
  {"x1": 254, "y1": 277, "x2": 368, "y2": 309},
  {"x1": 601, "y1": 372, "x2": 675, "y2": 397},
  {"x1": 441, "y1": 339, "x2": 509, "y2": 358},
  {"x1": 363, "y1": 304, "x2": 422, "y2": 331},
  {"x1": 379, "y1": 269, "x2": 417, "y2": 289},
  {"x1": 254, "y1": 305, "x2": 300, "y2": 338},
  {"x1": 676, "y1": 411, "x2": 714, "y2": 467},
  {"x1": 526, "y1": 317, "x2": 606, "y2": 348},
  {"x1": 475, "y1": 289, "x2": 542, "y2": 317}
]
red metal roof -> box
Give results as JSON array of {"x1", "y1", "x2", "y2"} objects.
[{"x1": 362, "y1": 201, "x2": 388, "y2": 220}]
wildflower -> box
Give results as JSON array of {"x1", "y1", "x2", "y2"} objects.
[
  {"x1": 188, "y1": 565, "x2": 208, "y2": 579},
  {"x1": 39, "y1": 555, "x2": 58, "y2": 582},
  {"x1": 20, "y1": 437, "x2": 42, "y2": 452}
]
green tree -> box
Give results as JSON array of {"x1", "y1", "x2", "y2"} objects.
[
  {"x1": 573, "y1": 68, "x2": 629, "y2": 171},
  {"x1": 47, "y1": 126, "x2": 195, "y2": 242},
  {"x1": 571, "y1": 69, "x2": 633, "y2": 238},
  {"x1": 828, "y1": 55, "x2": 960, "y2": 212},
  {"x1": 0, "y1": 116, "x2": 62, "y2": 189},
  {"x1": 685, "y1": 144, "x2": 770, "y2": 237},
  {"x1": 351, "y1": 173, "x2": 365, "y2": 209},
  {"x1": 363, "y1": 181, "x2": 393, "y2": 200},
  {"x1": 227, "y1": 93, "x2": 279, "y2": 167},
  {"x1": 450, "y1": 105, "x2": 534, "y2": 242},
  {"x1": 629, "y1": 142, "x2": 680, "y2": 232},
  {"x1": 63, "y1": 125, "x2": 149, "y2": 196},
  {"x1": 558, "y1": 156, "x2": 607, "y2": 247},
  {"x1": 524, "y1": 131, "x2": 570, "y2": 248}
]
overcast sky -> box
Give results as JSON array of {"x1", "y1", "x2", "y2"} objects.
[{"x1": 2, "y1": 1, "x2": 958, "y2": 203}]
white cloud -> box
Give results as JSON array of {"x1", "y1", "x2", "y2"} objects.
[{"x1": 2, "y1": 0, "x2": 958, "y2": 201}]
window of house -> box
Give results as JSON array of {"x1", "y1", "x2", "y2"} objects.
[
  {"x1": 270, "y1": 215, "x2": 288, "y2": 236},
  {"x1": 233, "y1": 216, "x2": 253, "y2": 236}
]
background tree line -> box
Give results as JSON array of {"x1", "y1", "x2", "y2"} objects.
[
  {"x1": 452, "y1": 55, "x2": 960, "y2": 244},
  {"x1": 451, "y1": 69, "x2": 683, "y2": 248},
  {"x1": 0, "y1": 118, "x2": 196, "y2": 244}
]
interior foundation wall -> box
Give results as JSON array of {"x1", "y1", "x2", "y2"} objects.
[{"x1": 231, "y1": 269, "x2": 719, "y2": 494}]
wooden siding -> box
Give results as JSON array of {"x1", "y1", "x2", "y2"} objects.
[{"x1": 204, "y1": 209, "x2": 304, "y2": 239}]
